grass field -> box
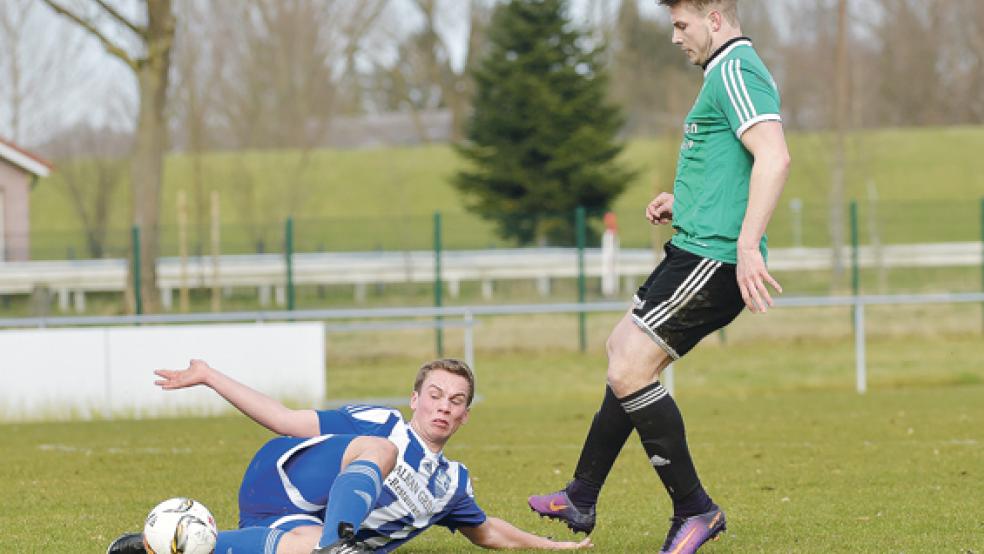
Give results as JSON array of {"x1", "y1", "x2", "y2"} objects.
[
  {"x1": 2, "y1": 314, "x2": 982, "y2": 552},
  {"x1": 29, "y1": 126, "x2": 984, "y2": 259}
]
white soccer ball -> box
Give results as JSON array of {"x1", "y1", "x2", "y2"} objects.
[{"x1": 143, "y1": 497, "x2": 218, "y2": 554}]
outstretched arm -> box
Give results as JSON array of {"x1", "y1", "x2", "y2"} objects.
[
  {"x1": 737, "y1": 120, "x2": 791, "y2": 313},
  {"x1": 459, "y1": 517, "x2": 592, "y2": 550},
  {"x1": 154, "y1": 359, "x2": 320, "y2": 437}
]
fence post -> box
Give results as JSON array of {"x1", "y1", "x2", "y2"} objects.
[
  {"x1": 854, "y1": 300, "x2": 867, "y2": 394},
  {"x1": 434, "y1": 212, "x2": 444, "y2": 357},
  {"x1": 576, "y1": 206, "x2": 587, "y2": 353},
  {"x1": 285, "y1": 217, "x2": 295, "y2": 311},
  {"x1": 850, "y1": 199, "x2": 859, "y2": 296},
  {"x1": 131, "y1": 225, "x2": 142, "y2": 316}
]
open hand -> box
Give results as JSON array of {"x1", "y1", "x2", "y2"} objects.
[
  {"x1": 154, "y1": 359, "x2": 212, "y2": 390},
  {"x1": 736, "y1": 246, "x2": 782, "y2": 312}
]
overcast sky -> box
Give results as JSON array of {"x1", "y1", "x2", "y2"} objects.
[{"x1": 4, "y1": 0, "x2": 863, "y2": 148}]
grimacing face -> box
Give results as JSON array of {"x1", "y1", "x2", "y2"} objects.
[
  {"x1": 409, "y1": 369, "x2": 471, "y2": 451},
  {"x1": 669, "y1": 3, "x2": 715, "y2": 66}
]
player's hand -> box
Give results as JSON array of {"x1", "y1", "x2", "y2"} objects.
[
  {"x1": 645, "y1": 192, "x2": 674, "y2": 225},
  {"x1": 154, "y1": 359, "x2": 212, "y2": 390},
  {"x1": 546, "y1": 536, "x2": 593, "y2": 549},
  {"x1": 736, "y1": 245, "x2": 782, "y2": 313}
]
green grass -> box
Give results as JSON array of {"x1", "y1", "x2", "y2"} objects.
[
  {"x1": 2, "y1": 329, "x2": 982, "y2": 552},
  {"x1": 30, "y1": 126, "x2": 984, "y2": 259}
]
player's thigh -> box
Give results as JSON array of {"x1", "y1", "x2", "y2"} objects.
[
  {"x1": 276, "y1": 524, "x2": 321, "y2": 554},
  {"x1": 607, "y1": 312, "x2": 673, "y2": 395},
  {"x1": 341, "y1": 435, "x2": 398, "y2": 474}
]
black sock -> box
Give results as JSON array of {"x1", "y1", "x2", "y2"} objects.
[
  {"x1": 568, "y1": 386, "x2": 634, "y2": 510},
  {"x1": 674, "y1": 485, "x2": 715, "y2": 518},
  {"x1": 621, "y1": 381, "x2": 707, "y2": 507}
]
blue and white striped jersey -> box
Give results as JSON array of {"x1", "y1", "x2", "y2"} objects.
[{"x1": 316, "y1": 405, "x2": 486, "y2": 552}]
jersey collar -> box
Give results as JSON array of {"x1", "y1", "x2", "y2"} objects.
[
  {"x1": 407, "y1": 422, "x2": 446, "y2": 460},
  {"x1": 703, "y1": 36, "x2": 752, "y2": 76}
]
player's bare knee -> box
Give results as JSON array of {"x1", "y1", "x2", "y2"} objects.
[
  {"x1": 349, "y1": 436, "x2": 397, "y2": 474},
  {"x1": 606, "y1": 362, "x2": 634, "y2": 396},
  {"x1": 375, "y1": 438, "x2": 398, "y2": 473}
]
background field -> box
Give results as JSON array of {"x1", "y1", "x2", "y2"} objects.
[
  {"x1": 29, "y1": 126, "x2": 984, "y2": 259},
  {"x1": 2, "y1": 304, "x2": 982, "y2": 552}
]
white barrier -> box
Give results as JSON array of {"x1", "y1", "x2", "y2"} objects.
[
  {"x1": 0, "y1": 322, "x2": 325, "y2": 421},
  {"x1": 1, "y1": 242, "x2": 980, "y2": 310}
]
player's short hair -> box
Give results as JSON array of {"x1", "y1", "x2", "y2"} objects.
[
  {"x1": 659, "y1": 0, "x2": 739, "y2": 25},
  {"x1": 414, "y1": 358, "x2": 476, "y2": 406}
]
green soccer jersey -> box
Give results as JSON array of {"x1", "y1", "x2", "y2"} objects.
[{"x1": 669, "y1": 37, "x2": 781, "y2": 264}]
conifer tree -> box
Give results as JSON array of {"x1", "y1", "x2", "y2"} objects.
[{"x1": 454, "y1": 0, "x2": 634, "y2": 245}]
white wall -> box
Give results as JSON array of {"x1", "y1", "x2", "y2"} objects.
[{"x1": 0, "y1": 322, "x2": 325, "y2": 421}]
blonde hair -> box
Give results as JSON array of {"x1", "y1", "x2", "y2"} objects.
[
  {"x1": 413, "y1": 358, "x2": 476, "y2": 406},
  {"x1": 659, "y1": 0, "x2": 739, "y2": 25}
]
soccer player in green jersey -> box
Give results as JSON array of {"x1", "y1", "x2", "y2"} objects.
[{"x1": 528, "y1": 1, "x2": 791, "y2": 552}]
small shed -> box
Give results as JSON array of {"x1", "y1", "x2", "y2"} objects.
[{"x1": 0, "y1": 138, "x2": 53, "y2": 261}]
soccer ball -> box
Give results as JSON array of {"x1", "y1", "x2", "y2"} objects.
[{"x1": 143, "y1": 497, "x2": 218, "y2": 554}]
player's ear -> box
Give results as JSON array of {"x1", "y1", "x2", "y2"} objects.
[
  {"x1": 409, "y1": 390, "x2": 419, "y2": 411},
  {"x1": 708, "y1": 9, "x2": 722, "y2": 31}
]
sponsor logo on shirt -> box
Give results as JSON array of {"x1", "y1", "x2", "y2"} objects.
[{"x1": 386, "y1": 463, "x2": 436, "y2": 518}]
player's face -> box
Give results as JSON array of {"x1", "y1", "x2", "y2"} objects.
[
  {"x1": 409, "y1": 369, "x2": 471, "y2": 451},
  {"x1": 669, "y1": 3, "x2": 715, "y2": 66}
]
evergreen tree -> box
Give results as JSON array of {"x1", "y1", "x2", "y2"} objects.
[{"x1": 454, "y1": 0, "x2": 634, "y2": 246}]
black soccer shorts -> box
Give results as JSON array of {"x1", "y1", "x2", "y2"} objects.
[{"x1": 631, "y1": 242, "x2": 745, "y2": 359}]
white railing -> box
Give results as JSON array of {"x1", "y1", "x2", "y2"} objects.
[
  {"x1": 1, "y1": 242, "x2": 981, "y2": 311},
  {"x1": 1, "y1": 292, "x2": 981, "y2": 395}
]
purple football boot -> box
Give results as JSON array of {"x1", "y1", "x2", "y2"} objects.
[
  {"x1": 659, "y1": 506, "x2": 727, "y2": 554},
  {"x1": 527, "y1": 487, "x2": 596, "y2": 534}
]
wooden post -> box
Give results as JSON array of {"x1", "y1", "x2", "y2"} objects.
[
  {"x1": 210, "y1": 190, "x2": 221, "y2": 312},
  {"x1": 177, "y1": 189, "x2": 189, "y2": 312}
]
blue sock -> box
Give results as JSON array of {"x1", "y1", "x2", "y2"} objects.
[
  {"x1": 215, "y1": 527, "x2": 285, "y2": 554},
  {"x1": 318, "y1": 460, "x2": 384, "y2": 548}
]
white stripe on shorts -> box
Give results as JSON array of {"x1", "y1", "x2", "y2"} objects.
[
  {"x1": 647, "y1": 260, "x2": 722, "y2": 330},
  {"x1": 641, "y1": 258, "x2": 720, "y2": 328}
]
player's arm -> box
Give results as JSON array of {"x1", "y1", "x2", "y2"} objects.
[
  {"x1": 737, "y1": 120, "x2": 791, "y2": 313},
  {"x1": 153, "y1": 359, "x2": 320, "y2": 437},
  {"x1": 458, "y1": 517, "x2": 593, "y2": 550}
]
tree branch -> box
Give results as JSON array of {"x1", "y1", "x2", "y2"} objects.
[
  {"x1": 41, "y1": 0, "x2": 137, "y2": 70},
  {"x1": 93, "y1": 0, "x2": 146, "y2": 38}
]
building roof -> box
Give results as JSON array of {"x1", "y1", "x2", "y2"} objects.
[{"x1": 0, "y1": 137, "x2": 53, "y2": 177}]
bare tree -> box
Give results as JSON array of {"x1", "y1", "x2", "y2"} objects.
[
  {"x1": 197, "y1": 0, "x2": 388, "y2": 248},
  {"x1": 43, "y1": 0, "x2": 175, "y2": 313},
  {"x1": 609, "y1": 0, "x2": 698, "y2": 136},
  {"x1": 170, "y1": 0, "x2": 216, "y2": 255},
  {"x1": 870, "y1": 0, "x2": 945, "y2": 126},
  {"x1": 0, "y1": 0, "x2": 91, "y2": 145},
  {"x1": 367, "y1": 0, "x2": 491, "y2": 142},
  {"x1": 50, "y1": 126, "x2": 130, "y2": 258}
]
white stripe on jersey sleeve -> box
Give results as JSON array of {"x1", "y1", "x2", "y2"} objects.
[
  {"x1": 735, "y1": 59, "x2": 758, "y2": 119},
  {"x1": 348, "y1": 407, "x2": 401, "y2": 424},
  {"x1": 736, "y1": 113, "x2": 782, "y2": 138},
  {"x1": 722, "y1": 60, "x2": 750, "y2": 125}
]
